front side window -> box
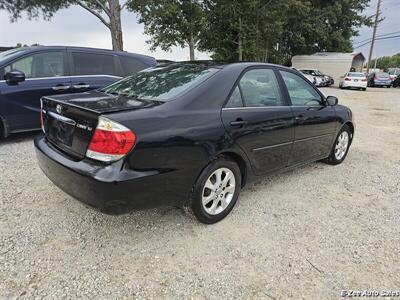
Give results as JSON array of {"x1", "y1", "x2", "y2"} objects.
[
  {"x1": 3, "y1": 52, "x2": 65, "y2": 79},
  {"x1": 101, "y1": 64, "x2": 219, "y2": 102},
  {"x1": 280, "y1": 70, "x2": 322, "y2": 106},
  {"x1": 72, "y1": 52, "x2": 117, "y2": 76},
  {"x1": 239, "y1": 68, "x2": 282, "y2": 107}
]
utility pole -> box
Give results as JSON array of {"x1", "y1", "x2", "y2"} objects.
[
  {"x1": 367, "y1": 0, "x2": 382, "y2": 74},
  {"x1": 373, "y1": 56, "x2": 378, "y2": 71}
]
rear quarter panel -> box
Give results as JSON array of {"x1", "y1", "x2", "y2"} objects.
[{"x1": 102, "y1": 65, "x2": 253, "y2": 205}]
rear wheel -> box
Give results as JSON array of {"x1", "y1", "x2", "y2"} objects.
[
  {"x1": 324, "y1": 125, "x2": 352, "y2": 165},
  {"x1": 190, "y1": 157, "x2": 241, "y2": 224},
  {"x1": 362, "y1": 88, "x2": 366, "y2": 91}
]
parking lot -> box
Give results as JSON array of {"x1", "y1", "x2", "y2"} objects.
[{"x1": 1, "y1": 87, "x2": 399, "y2": 299}]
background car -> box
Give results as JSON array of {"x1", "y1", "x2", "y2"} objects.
[
  {"x1": 339, "y1": 72, "x2": 368, "y2": 91},
  {"x1": 291, "y1": 67, "x2": 316, "y2": 85},
  {"x1": 35, "y1": 62, "x2": 354, "y2": 224},
  {"x1": 0, "y1": 46, "x2": 156, "y2": 138},
  {"x1": 367, "y1": 72, "x2": 392, "y2": 88},
  {"x1": 299, "y1": 69, "x2": 333, "y2": 87},
  {"x1": 387, "y1": 68, "x2": 400, "y2": 83},
  {"x1": 392, "y1": 74, "x2": 400, "y2": 88}
]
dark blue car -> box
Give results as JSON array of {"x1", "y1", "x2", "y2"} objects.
[{"x1": 0, "y1": 46, "x2": 156, "y2": 137}]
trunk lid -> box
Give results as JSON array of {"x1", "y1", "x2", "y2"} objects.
[{"x1": 41, "y1": 91, "x2": 164, "y2": 159}]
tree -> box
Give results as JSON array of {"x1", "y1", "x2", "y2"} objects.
[
  {"x1": 0, "y1": 0, "x2": 125, "y2": 51},
  {"x1": 127, "y1": 0, "x2": 203, "y2": 61},
  {"x1": 371, "y1": 53, "x2": 400, "y2": 70},
  {"x1": 200, "y1": 0, "x2": 372, "y2": 65}
]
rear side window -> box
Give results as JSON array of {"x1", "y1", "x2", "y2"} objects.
[
  {"x1": 119, "y1": 56, "x2": 148, "y2": 76},
  {"x1": 72, "y1": 52, "x2": 117, "y2": 76},
  {"x1": 239, "y1": 69, "x2": 282, "y2": 107},
  {"x1": 3, "y1": 52, "x2": 65, "y2": 79},
  {"x1": 225, "y1": 86, "x2": 243, "y2": 108},
  {"x1": 280, "y1": 70, "x2": 322, "y2": 106}
]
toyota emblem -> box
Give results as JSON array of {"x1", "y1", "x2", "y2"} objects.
[{"x1": 56, "y1": 104, "x2": 62, "y2": 114}]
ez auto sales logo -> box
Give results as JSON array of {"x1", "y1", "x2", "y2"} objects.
[{"x1": 341, "y1": 290, "x2": 400, "y2": 297}]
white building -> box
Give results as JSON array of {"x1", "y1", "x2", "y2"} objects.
[{"x1": 291, "y1": 52, "x2": 366, "y2": 83}]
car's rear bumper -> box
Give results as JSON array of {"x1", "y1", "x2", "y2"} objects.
[
  {"x1": 373, "y1": 80, "x2": 391, "y2": 86},
  {"x1": 34, "y1": 134, "x2": 181, "y2": 214},
  {"x1": 342, "y1": 81, "x2": 367, "y2": 88}
]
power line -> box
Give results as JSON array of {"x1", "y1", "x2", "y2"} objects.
[
  {"x1": 354, "y1": 34, "x2": 400, "y2": 49},
  {"x1": 353, "y1": 30, "x2": 400, "y2": 46}
]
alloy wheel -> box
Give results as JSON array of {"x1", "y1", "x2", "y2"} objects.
[
  {"x1": 202, "y1": 167, "x2": 236, "y2": 215},
  {"x1": 335, "y1": 131, "x2": 349, "y2": 160}
]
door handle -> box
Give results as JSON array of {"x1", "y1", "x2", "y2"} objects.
[
  {"x1": 52, "y1": 85, "x2": 71, "y2": 91},
  {"x1": 72, "y1": 84, "x2": 90, "y2": 89},
  {"x1": 295, "y1": 115, "x2": 307, "y2": 123},
  {"x1": 230, "y1": 119, "x2": 247, "y2": 127}
]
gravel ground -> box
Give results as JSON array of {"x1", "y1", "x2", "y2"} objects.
[{"x1": 1, "y1": 87, "x2": 399, "y2": 299}]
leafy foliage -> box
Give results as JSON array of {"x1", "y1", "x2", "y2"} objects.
[
  {"x1": 127, "y1": 0, "x2": 203, "y2": 60},
  {"x1": 1, "y1": 0, "x2": 372, "y2": 61},
  {"x1": 371, "y1": 53, "x2": 400, "y2": 70},
  {"x1": 0, "y1": 0, "x2": 124, "y2": 51},
  {"x1": 199, "y1": 0, "x2": 372, "y2": 64}
]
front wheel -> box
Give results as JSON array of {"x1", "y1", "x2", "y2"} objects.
[
  {"x1": 190, "y1": 157, "x2": 241, "y2": 224},
  {"x1": 323, "y1": 125, "x2": 352, "y2": 165}
]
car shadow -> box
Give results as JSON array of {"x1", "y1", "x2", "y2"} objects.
[
  {"x1": 0, "y1": 131, "x2": 40, "y2": 145},
  {"x1": 70, "y1": 160, "x2": 327, "y2": 231}
]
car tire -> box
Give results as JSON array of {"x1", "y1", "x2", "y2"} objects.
[
  {"x1": 0, "y1": 119, "x2": 5, "y2": 139},
  {"x1": 323, "y1": 125, "x2": 352, "y2": 165},
  {"x1": 190, "y1": 156, "x2": 242, "y2": 224},
  {"x1": 362, "y1": 88, "x2": 366, "y2": 91}
]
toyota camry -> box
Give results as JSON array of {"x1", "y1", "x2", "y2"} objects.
[{"x1": 35, "y1": 62, "x2": 354, "y2": 224}]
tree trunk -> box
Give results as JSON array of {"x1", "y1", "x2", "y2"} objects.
[
  {"x1": 108, "y1": 0, "x2": 123, "y2": 51},
  {"x1": 238, "y1": 17, "x2": 243, "y2": 61},
  {"x1": 189, "y1": 32, "x2": 195, "y2": 61}
]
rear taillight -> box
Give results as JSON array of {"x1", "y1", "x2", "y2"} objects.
[
  {"x1": 361, "y1": 78, "x2": 367, "y2": 82},
  {"x1": 86, "y1": 117, "x2": 136, "y2": 162},
  {"x1": 345, "y1": 77, "x2": 351, "y2": 81}
]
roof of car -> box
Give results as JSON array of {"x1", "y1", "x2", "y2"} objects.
[
  {"x1": 2, "y1": 45, "x2": 155, "y2": 61},
  {"x1": 159, "y1": 61, "x2": 293, "y2": 71}
]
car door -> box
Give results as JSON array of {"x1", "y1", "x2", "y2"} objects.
[
  {"x1": 0, "y1": 50, "x2": 71, "y2": 132},
  {"x1": 68, "y1": 50, "x2": 122, "y2": 93},
  {"x1": 221, "y1": 68, "x2": 295, "y2": 175},
  {"x1": 278, "y1": 69, "x2": 337, "y2": 165}
]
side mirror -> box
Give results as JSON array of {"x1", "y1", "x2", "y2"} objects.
[
  {"x1": 326, "y1": 96, "x2": 338, "y2": 106},
  {"x1": 5, "y1": 71, "x2": 25, "y2": 85}
]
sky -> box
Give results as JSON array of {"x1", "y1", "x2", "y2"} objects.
[
  {"x1": 353, "y1": 0, "x2": 400, "y2": 58},
  {"x1": 0, "y1": 0, "x2": 399, "y2": 61}
]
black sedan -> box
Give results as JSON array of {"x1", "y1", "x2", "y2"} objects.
[{"x1": 35, "y1": 62, "x2": 355, "y2": 224}]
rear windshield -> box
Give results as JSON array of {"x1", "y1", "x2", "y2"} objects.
[
  {"x1": 101, "y1": 64, "x2": 220, "y2": 101},
  {"x1": 348, "y1": 72, "x2": 365, "y2": 78},
  {"x1": 377, "y1": 72, "x2": 389, "y2": 78}
]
